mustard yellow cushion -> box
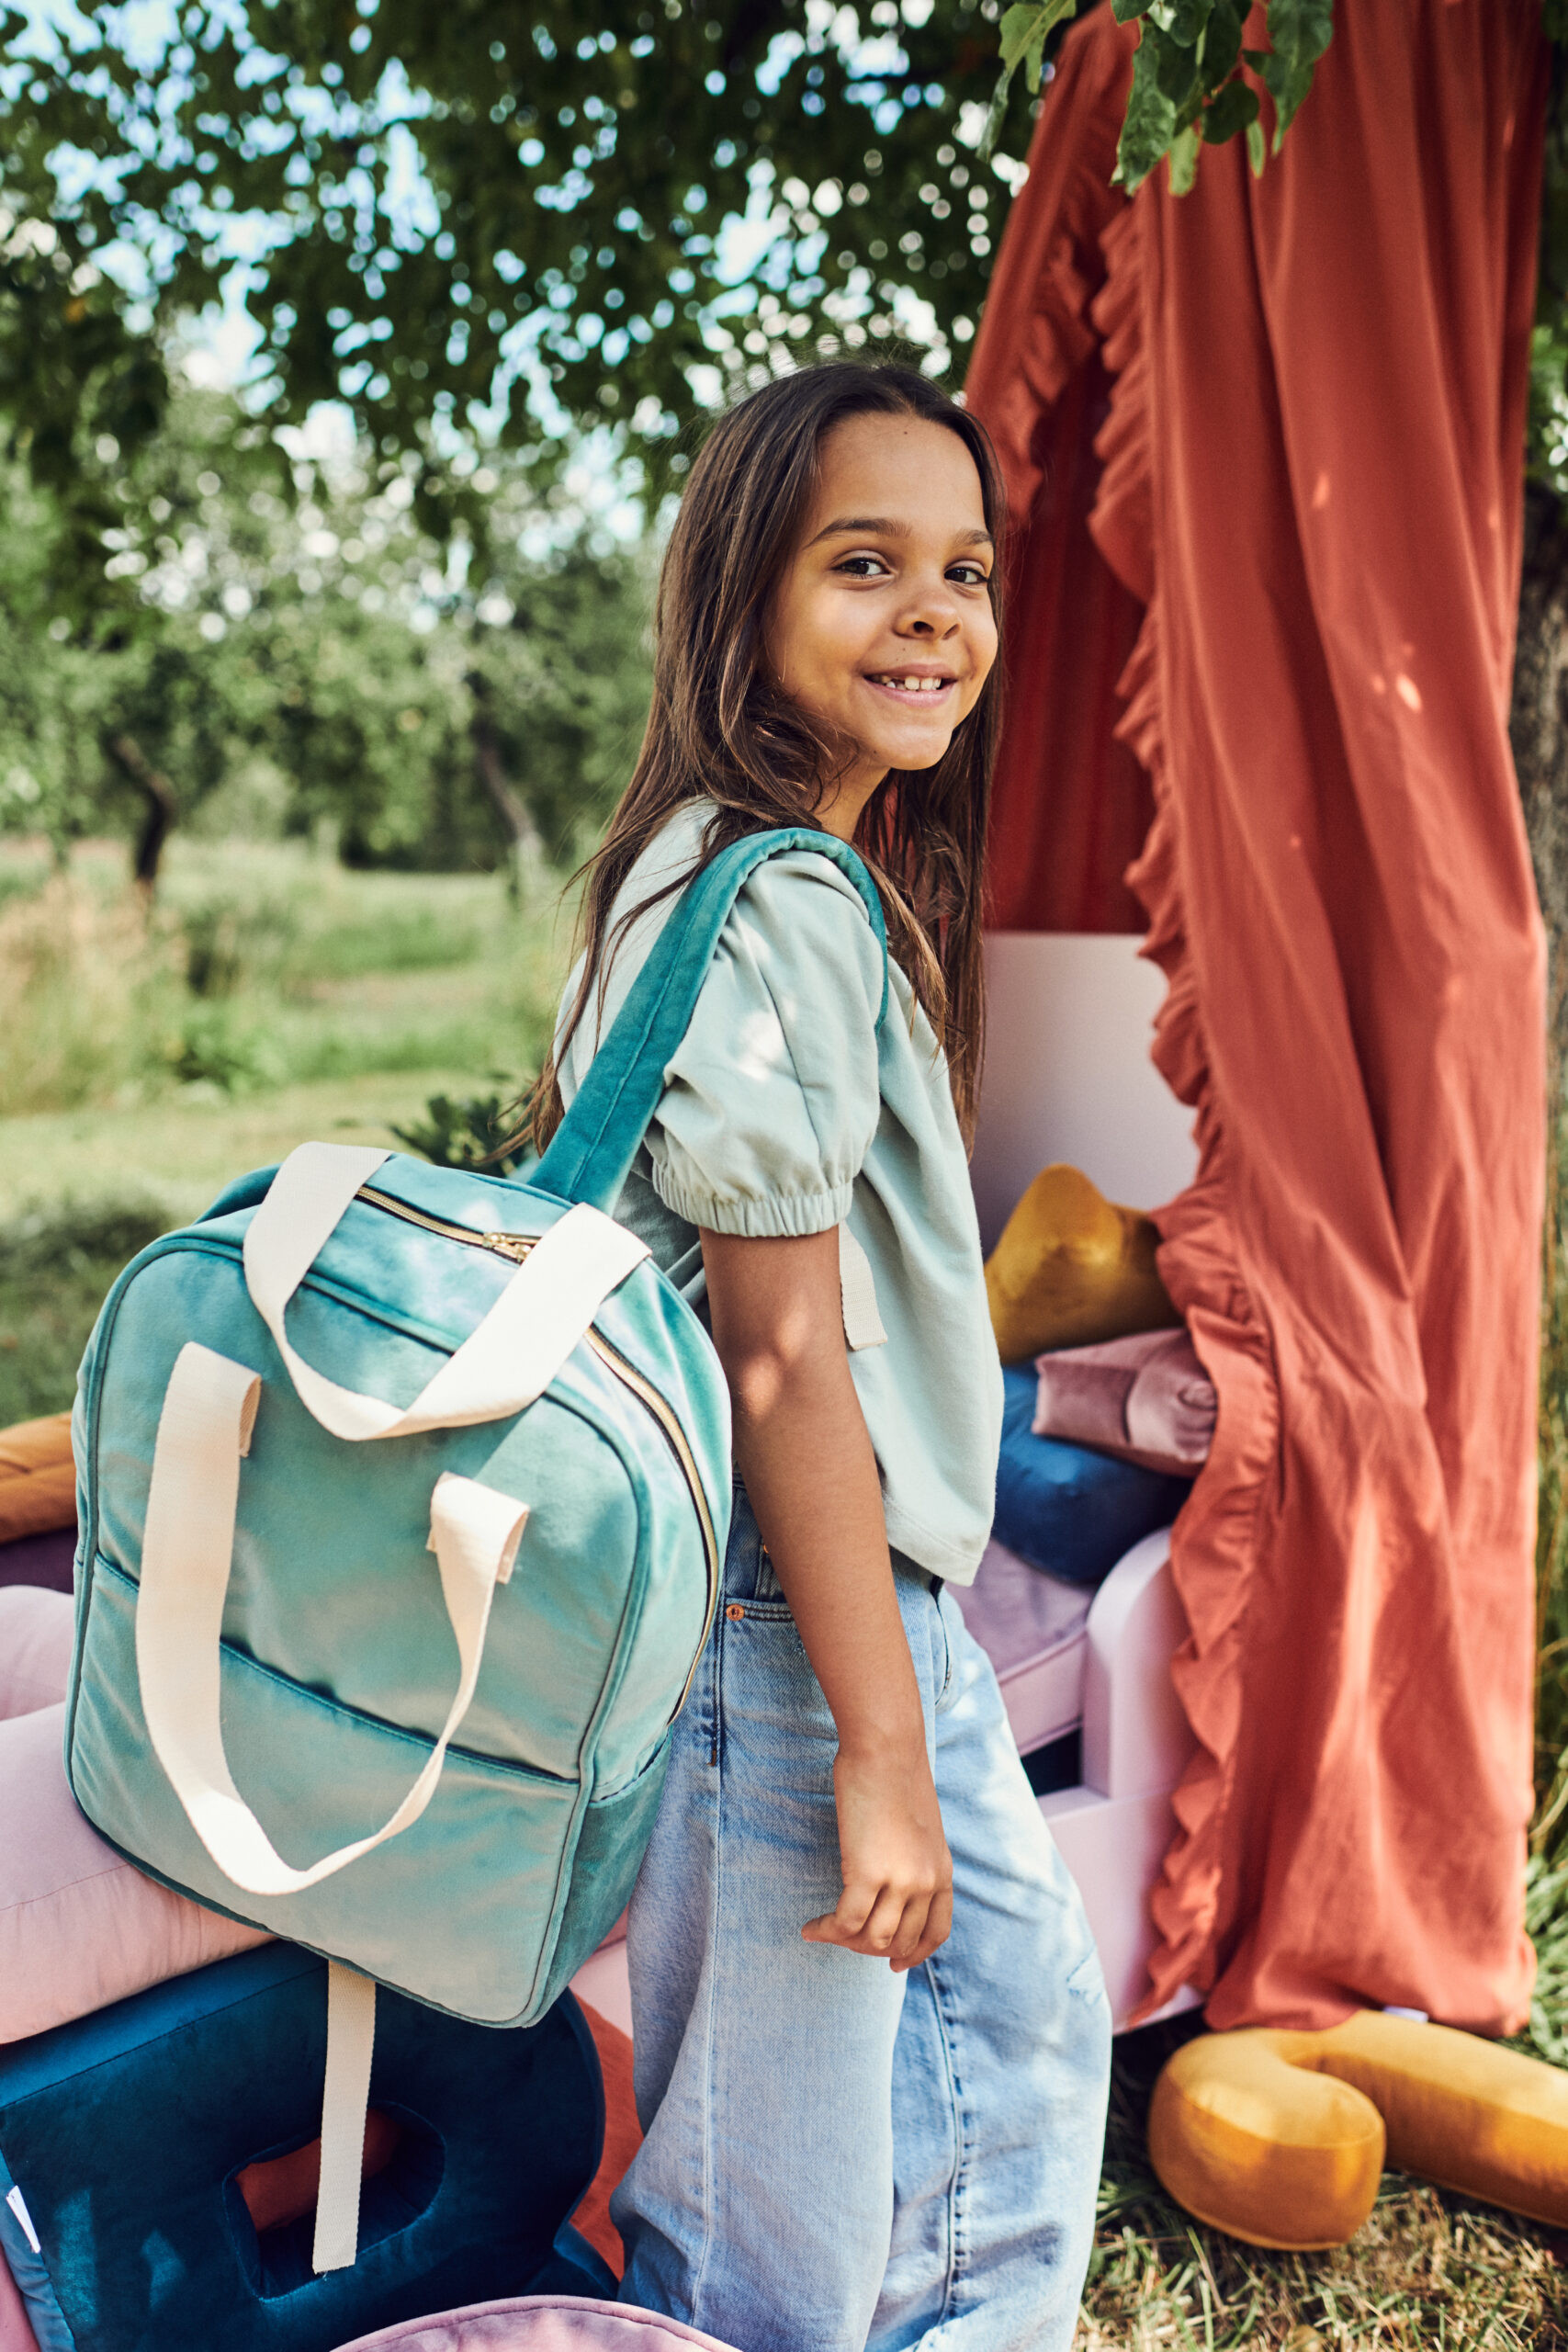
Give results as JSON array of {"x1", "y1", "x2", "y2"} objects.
[
  {"x1": 1149, "y1": 2012, "x2": 1568, "y2": 2251},
  {"x1": 0, "y1": 1411, "x2": 75, "y2": 1544},
  {"x1": 984, "y1": 1164, "x2": 1179, "y2": 1363}
]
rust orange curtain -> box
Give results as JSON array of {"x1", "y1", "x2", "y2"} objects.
[{"x1": 968, "y1": 0, "x2": 1549, "y2": 2032}]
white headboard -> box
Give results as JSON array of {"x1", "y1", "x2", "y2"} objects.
[{"x1": 971, "y1": 934, "x2": 1200, "y2": 1252}]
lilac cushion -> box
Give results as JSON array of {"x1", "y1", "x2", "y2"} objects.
[
  {"x1": 331, "y1": 2297, "x2": 741, "y2": 2351},
  {"x1": 953, "y1": 1540, "x2": 1091, "y2": 1754},
  {"x1": 1033, "y1": 1328, "x2": 1216, "y2": 1476},
  {"x1": 0, "y1": 1701, "x2": 268, "y2": 2045},
  {"x1": 0, "y1": 1587, "x2": 74, "y2": 1722}
]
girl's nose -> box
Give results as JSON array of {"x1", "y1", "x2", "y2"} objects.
[{"x1": 897, "y1": 587, "x2": 962, "y2": 639}]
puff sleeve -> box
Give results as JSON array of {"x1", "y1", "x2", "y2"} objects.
[{"x1": 645, "y1": 852, "x2": 884, "y2": 1238}]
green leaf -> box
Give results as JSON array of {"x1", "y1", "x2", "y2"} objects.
[
  {"x1": 1112, "y1": 29, "x2": 1180, "y2": 191},
  {"x1": 1260, "y1": 0, "x2": 1333, "y2": 149},
  {"x1": 1199, "y1": 0, "x2": 1246, "y2": 91},
  {"x1": 1166, "y1": 0, "x2": 1213, "y2": 44},
  {"x1": 999, "y1": 0, "x2": 1077, "y2": 87},
  {"x1": 991, "y1": 0, "x2": 1076, "y2": 125},
  {"x1": 1111, "y1": 0, "x2": 1156, "y2": 19},
  {"x1": 1168, "y1": 122, "x2": 1201, "y2": 196},
  {"x1": 1201, "y1": 76, "x2": 1259, "y2": 143},
  {"x1": 1247, "y1": 116, "x2": 1268, "y2": 175},
  {"x1": 1152, "y1": 24, "x2": 1201, "y2": 107}
]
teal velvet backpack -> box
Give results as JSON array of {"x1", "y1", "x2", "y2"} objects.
[{"x1": 62, "y1": 828, "x2": 886, "y2": 2273}]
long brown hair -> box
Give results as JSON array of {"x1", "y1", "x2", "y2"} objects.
[{"x1": 527, "y1": 360, "x2": 1006, "y2": 1153}]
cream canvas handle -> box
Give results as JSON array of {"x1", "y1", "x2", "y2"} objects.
[
  {"x1": 313, "y1": 1963, "x2": 377, "y2": 2275},
  {"x1": 242, "y1": 1141, "x2": 649, "y2": 1440},
  {"x1": 136, "y1": 1341, "x2": 530, "y2": 1899}
]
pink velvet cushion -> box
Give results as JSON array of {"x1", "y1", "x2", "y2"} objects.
[
  {"x1": 1032, "y1": 1328, "x2": 1216, "y2": 1476},
  {"x1": 0, "y1": 1700, "x2": 268, "y2": 2045},
  {"x1": 331, "y1": 2298, "x2": 741, "y2": 2351},
  {"x1": 0, "y1": 1587, "x2": 75, "y2": 1722}
]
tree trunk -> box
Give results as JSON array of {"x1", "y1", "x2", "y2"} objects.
[
  {"x1": 1512, "y1": 483, "x2": 1568, "y2": 1123},
  {"x1": 467, "y1": 673, "x2": 544, "y2": 906},
  {"x1": 104, "y1": 732, "x2": 178, "y2": 897}
]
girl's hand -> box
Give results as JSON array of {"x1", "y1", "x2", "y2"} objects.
[{"x1": 804, "y1": 1741, "x2": 953, "y2": 1971}]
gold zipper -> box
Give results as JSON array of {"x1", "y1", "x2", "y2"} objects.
[
  {"x1": 357, "y1": 1182, "x2": 537, "y2": 1264},
  {"x1": 355, "y1": 1182, "x2": 721, "y2": 1710}
]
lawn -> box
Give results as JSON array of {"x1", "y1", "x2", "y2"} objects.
[
  {"x1": 0, "y1": 836, "x2": 563, "y2": 1422},
  {"x1": 2, "y1": 834, "x2": 1565, "y2": 2347}
]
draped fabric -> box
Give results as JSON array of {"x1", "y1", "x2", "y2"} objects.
[{"x1": 967, "y1": 0, "x2": 1549, "y2": 2031}]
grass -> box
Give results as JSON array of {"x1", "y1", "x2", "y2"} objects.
[
  {"x1": 3, "y1": 836, "x2": 1568, "y2": 2342},
  {"x1": 0, "y1": 834, "x2": 565, "y2": 1423},
  {"x1": 1080, "y1": 2015, "x2": 1568, "y2": 2350},
  {"x1": 0, "y1": 1196, "x2": 169, "y2": 1425},
  {"x1": 0, "y1": 836, "x2": 564, "y2": 1120}
]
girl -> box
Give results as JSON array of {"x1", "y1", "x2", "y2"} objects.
[{"x1": 532, "y1": 363, "x2": 1111, "y2": 2352}]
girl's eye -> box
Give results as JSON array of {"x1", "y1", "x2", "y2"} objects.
[
  {"x1": 834, "y1": 554, "x2": 890, "y2": 579},
  {"x1": 948, "y1": 561, "x2": 990, "y2": 588}
]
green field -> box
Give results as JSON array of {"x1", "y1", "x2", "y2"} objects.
[{"x1": 0, "y1": 836, "x2": 570, "y2": 1423}]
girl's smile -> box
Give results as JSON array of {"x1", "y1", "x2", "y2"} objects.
[{"x1": 763, "y1": 411, "x2": 999, "y2": 837}]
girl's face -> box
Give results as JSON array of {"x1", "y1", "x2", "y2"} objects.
[{"x1": 764, "y1": 411, "x2": 998, "y2": 837}]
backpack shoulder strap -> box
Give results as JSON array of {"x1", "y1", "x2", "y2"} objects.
[{"x1": 531, "y1": 826, "x2": 889, "y2": 1216}]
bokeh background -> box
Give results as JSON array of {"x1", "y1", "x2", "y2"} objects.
[{"x1": 6, "y1": 3, "x2": 1568, "y2": 2342}]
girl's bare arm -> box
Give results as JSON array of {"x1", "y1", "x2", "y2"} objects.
[{"x1": 700, "y1": 1224, "x2": 953, "y2": 1970}]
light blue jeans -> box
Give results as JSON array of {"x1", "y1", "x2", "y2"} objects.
[{"x1": 612, "y1": 1486, "x2": 1111, "y2": 2352}]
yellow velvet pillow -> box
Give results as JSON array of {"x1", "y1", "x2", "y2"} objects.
[
  {"x1": 1149, "y1": 2012, "x2": 1568, "y2": 2250},
  {"x1": 984, "y1": 1164, "x2": 1180, "y2": 1364},
  {"x1": 0, "y1": 1410, "x2": 75, "y2": 1545}
]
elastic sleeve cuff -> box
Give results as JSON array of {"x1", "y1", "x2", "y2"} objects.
[{"x1": 650, "y1": 1159, "x2": 854, "y2": 1238}]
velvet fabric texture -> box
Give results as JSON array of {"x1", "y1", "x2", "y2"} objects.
[
  {"x1": 0, "y1": 1589, "x2": 74, "y2": 1724},
  {"x1": 0, "y1": 1945, "x2": 610, "y2": 2352},
  {"x1": 993, "y1": 1365, "x2": 1190, "y2": 1587},
  {"x1": 0, "y1": 1700, "x2": 268, "y2": 2047},
  {"x1": 0, "y1": 1420, "x2": 73, "y2": 1548},
  {"x1": 569, "y1": 2007, "x2": 641, "y2": 2281},
  {"x1": 966, "y1": 2, "x2": 1548, "y2": 2032},
  {"x1": 1148, "y1": 2013, "x2": 1568, "y2": 2251},
  {"x1": 328, "y1": 2298, "x2": 740, "y2": 2351},
  {"x1": 984, "y1": 1164, "x2": 1178, "y2": 1364},
  {"x1": 0, "y1": 1586, "x2": 266, "y2": 2050},
  {"x1": 1032, "y1": 1329, "x2": 1215, "y2": 1476}
]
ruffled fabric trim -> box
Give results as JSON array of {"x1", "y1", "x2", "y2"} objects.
[
  {"x1": 964, "y1": 23, "x2": 1134, "y2": 522},
  {"x1": 1095, "y1": 209, "x2": 1296, "y2": 2023},
  {"x1": 1118, "y1": 613, "x2": 1289, "y2": 2019}
]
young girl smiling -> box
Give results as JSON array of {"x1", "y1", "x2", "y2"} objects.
[{"x1": 534, "y1": 363, "x2": 1110, "y2": 2352}]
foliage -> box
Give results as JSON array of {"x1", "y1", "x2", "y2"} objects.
[
  {"x1": 0, "y1": 386, "x2": 654, "y2": 878},
  {"x1": 987, "y1": 0, "x2": 1331, "y2": 192},
  {"x1": 0, "y1": 1196, "x2": 171, "y2": 1427},
  {"x1": 0, "y1": 0, "x2": 1043, "y2": 537},
  {"x1": 392, "y1": 1082, "x2": 534, "y2": 1176},
  {"x1": 0, "y1": 840, "x2": 563, "y2": 1117}
]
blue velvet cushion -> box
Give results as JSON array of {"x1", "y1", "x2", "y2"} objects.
[
  {"x1": 0, "y1": 1943, "x2": 609, "y2": 2352},
  {"x1": 993, "y1": 1364, "x2": 1191, "y2": 1586}
]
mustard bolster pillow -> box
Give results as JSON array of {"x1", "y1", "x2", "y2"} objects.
[
  {"x1": 985, "y1": 1165, "x2": 1179, "y2": 1364},
  {"x1": 1149, "y1": 2012, "x2": 1568, "y2": 2252}
]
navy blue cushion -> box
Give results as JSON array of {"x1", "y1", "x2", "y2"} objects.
[
  {"x1": 0, "y1": 1943, "x2": 608, "y2": 2352},
  {"x1": 993, "y1": 1364, "x2": 1191, "y2": 1586}
]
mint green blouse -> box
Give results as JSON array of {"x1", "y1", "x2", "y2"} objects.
[{"x1": 557, "y1": 803, "x2": 1002, "y2": 1584}]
